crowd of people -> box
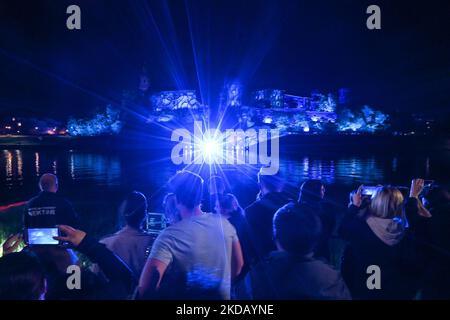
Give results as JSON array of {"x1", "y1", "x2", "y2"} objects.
[{"x1": 0, "y1": 170, "x2": 449, "y2": 300}]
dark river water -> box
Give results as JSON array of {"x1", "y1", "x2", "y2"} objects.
[{"x1": 1, "y1": 144, "x2": 449, "y2": 238}]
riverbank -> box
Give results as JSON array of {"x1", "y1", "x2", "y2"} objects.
[
  {"x1": 1, "y1": 134, "x2": 449, "y2": 153},
  {"x1": 0, "y1": 135, "x2": 73, "y2": 147}
]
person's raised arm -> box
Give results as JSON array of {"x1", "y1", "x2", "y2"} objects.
[
  {"x1": 350, "y1": 185, "x2": 363, "y2": 210},
  {"x1": 405, "y1": 179, "x2": 432, "y2": 229},
  {"x1": 54, "y1": 225, "x2": 135, "y2": 289},
  {"x1": 409, "y1": 178, "x2": 424, "y2": 200},
  {"x1": 339, "y1": 185, "x2": 363, "y2": 240}
]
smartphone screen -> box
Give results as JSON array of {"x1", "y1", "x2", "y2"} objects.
[
  {"x1": 146, "y1": 212, "x2": 166, "y2": 235},
  {"x1": 27, "y1": 228, "x2": 59, "y2": 245},
  {"x1": 362, "y1": 186, "x2": 379, "y2": 196}
]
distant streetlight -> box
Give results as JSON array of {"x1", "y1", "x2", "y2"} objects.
[{"x1": 18, "y1": 122, "x2": 22, "y2": 127}]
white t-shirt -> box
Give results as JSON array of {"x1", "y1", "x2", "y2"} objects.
[{"x1": 149, "y1": 212, "x2": 238, "y2": 299}]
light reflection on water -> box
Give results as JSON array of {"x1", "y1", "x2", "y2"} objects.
[
  {"x1": 0, "y1": 149, "x2": 407, "y2": 192},
  {"x1": 2, "y1": 150, "x2": 24, "y2": 186},
  {"x1": 278, "y1": 156, "x2": 384, "y2": 186},
  {"x1": 34, "y1": 152, "x2": 40, "y2": 177},
  {"x1": 0, "y1": 150, "x2": 122, "y2": 189},
  {"x1": 0, "y1": 148, "x2": 447, "y2": 238},
  {"x1": 68, "y1": 152, "x2": 122, "y2": 186}
]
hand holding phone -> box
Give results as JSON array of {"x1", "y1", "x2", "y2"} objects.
[
  {"x1": 53, "y1": 225, "x2": 86, "y2": 247},
  {"x1": 26, "y1": 228, "x2": 59, "y2": 245},
  {"x1": 362, "y1": 186, "x2": 379, "y2": 197},
  {"x1": 352, "y1": 185, "x2": 364, "y2": 207},
  {"x1": 410, "y1": 179, "x2": 425, "y2": 198}
]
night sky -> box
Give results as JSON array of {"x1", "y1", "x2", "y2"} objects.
[{"x1": 0, "y1": 0, "x2": 449, "y2": 120}]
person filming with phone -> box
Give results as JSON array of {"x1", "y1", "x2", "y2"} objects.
[
  {"x1": 0, "y1": 225, "x2": 135, "y2": 300},
  {"x1": 338, "y1": 181, "x2": 427, "y2": 299}
]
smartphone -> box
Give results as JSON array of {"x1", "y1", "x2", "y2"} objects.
[
  {"x1": 362, "y1": 186, "x2": 379, "y2": 196},
  {"x1": 26, "y1": 228, "x2": 59, "y2": 245},
  {"x1": 146, "y1": 212, "x2": 167, "y2": 235}
]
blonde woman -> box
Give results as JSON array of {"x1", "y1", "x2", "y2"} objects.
[
  {"x1": 366, "y1": 187, "x2": 408, "y2": 246},
  {"x1": 339, "y1": 183, "x2": 424, "y2": 300}
]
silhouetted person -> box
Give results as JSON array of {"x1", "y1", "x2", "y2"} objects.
[
  {"x1": 244, "y1": 203, "x2": 351, "y2": 300},
  {"x1": 416, "y1": 184, "x2": 450, "y2": 299},
  {"x1": 203, "y1": 175, "x2": 226, "y2": 213},
  {"x1": 298, "y1": 179, "x2": 336, "y2": 261},
  {"x1": 0, "y1": 251, "x2": 46, "y2": 300},
  {"x1": 245, "y1": 169, "x2": 290, "y2": 263},
  {"x1": 216, "y1": 193, "x2": 253, "y2": 279},
  {"x1": 24, "y1": 173, "x2": 79, "y2": 229}
]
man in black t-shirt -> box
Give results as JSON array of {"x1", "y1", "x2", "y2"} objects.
[
  {"x1": 24, "y1": 174, "x2": 79, "y2": 229},
  {"x1": 245, "y1": 169, "x2": 290, "y2": 264}
]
